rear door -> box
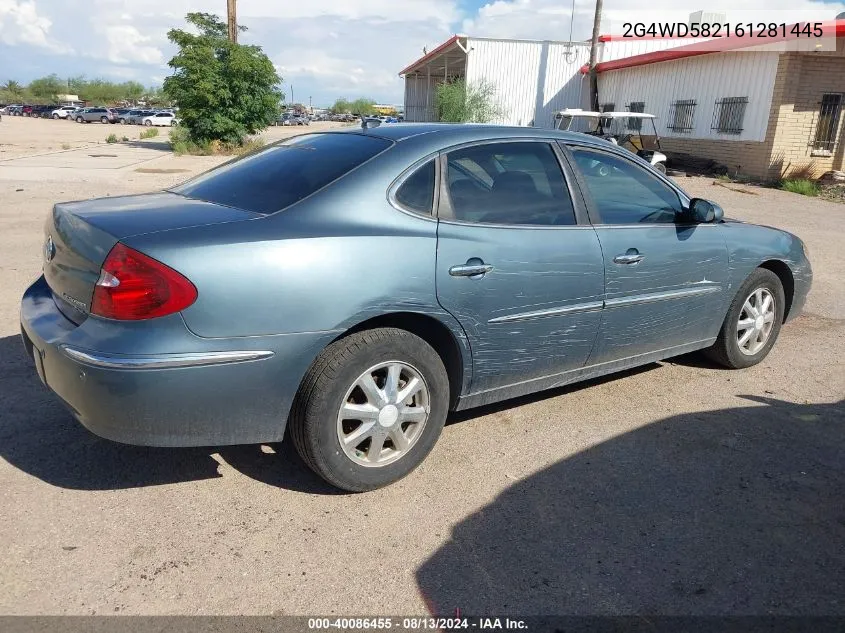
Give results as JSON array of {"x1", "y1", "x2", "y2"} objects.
[
  {"x1": 434, "y1": 140, "x2": 605, "y2": 394},
  {"x1": 564, "y1": 143, "x2": 729, "y2": 364}
]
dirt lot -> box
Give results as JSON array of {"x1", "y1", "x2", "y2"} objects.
[{"x1": 0, "y1": 117, "x2": 843, "y2": 616}]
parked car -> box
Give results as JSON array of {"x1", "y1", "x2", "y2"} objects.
[
  {"x1": 21, "y1": 105, "x2": 33, "y2": 117},
  {"x1": 274, "y1": 113, "x2": 293, "y2": 126},
  {"x1": 75, "y1": 107, "x2": 118, "y2": 124},
  {"x1": 127, "y1": 110, "x2": 156, "y2": 125},
  {"x1": 7, "y1": 105, "x2": 23, "y2": 116},
  {"x1": 20, "y1": 125, "x2": 812, "y2": 492},
  {"x1": 141, "y1": 111, "x2": 179, "y2": 126},
  {"x1": 293, "y1": 115, "x2": 310, "y2": 126},
  {"x1": 52, "y1": 106, "x2": 78, "y2": 119},
  {"x1": 32, "y1": 105, "x2": 57, "y2": 118}
]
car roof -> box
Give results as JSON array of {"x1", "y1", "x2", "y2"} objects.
[{"x1": 328, "y1": 122, "x2": 604, "y2": 146}]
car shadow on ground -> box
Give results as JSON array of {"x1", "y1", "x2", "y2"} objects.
[
  {"x1": 0, "y1": 334, "x2": 335, "y2": 494},
  {"x1": 417, "y1": 397, "x2": 845, "y2": 616},
  {"x1": 0, "y1": 330, "x2": 666, "y2": 495}
]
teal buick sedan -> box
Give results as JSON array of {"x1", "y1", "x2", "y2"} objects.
[{"x1": 21, "y1": 124, "x2": 812, "y2": 491}]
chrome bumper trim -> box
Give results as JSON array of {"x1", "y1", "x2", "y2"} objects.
[{"x1": 60, "y1": 347, "x2": 274, "y2": 369}]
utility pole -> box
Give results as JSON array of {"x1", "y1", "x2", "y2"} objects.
[
  {"x1": 588, "y1": 0, "x2": 603, "y2": 111},
  {"x1": 227, "y1": 0, "x2": 237, "y2": 43}
]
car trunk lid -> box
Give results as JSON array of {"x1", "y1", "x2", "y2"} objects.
[{"x1": 43, "y1": 192, "x2": 260, "y2": 325}]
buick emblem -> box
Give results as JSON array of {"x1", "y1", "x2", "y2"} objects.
[{"x1": 44, "y1": 235, "x2": 55, "y2": 262}]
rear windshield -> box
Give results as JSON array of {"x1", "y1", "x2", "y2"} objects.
[{"x1": 171, "y1": 133, "x2": 393, "y2": 214}]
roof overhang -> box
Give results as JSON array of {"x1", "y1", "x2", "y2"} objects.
[{"x1": 399, "y1": 35, "x2": 468, "y2": 77}]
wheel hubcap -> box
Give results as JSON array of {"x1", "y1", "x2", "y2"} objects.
[
  {"x1": 736, "y1": 287, "x2": 776, "y2": 356},
  {"x1": 336, "y1": 361, "x2": 430, "y2": 468}
]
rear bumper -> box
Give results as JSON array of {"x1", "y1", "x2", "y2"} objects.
[{"x1": 20, "y1": 275, "x2": 335, "y2": 447}]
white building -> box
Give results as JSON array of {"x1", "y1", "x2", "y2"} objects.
[{"x1": 399, "y1": 19, "x2": 845, "y2": 179}]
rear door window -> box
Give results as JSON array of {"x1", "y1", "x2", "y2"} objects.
[
  {"x1": 444, "y1": 141, "x2": 577, "y2": 226},
  {"x1": 172, "y1": 133, "x2": 392, "y2": 214}
]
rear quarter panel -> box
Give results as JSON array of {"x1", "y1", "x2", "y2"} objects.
[{"x1": 123, "y1": 145, "x2": 470, "y2": 341}]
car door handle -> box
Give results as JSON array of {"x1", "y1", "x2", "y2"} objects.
[
  {"x1": 449, "y1": 262, "x2": 494, "y2": 278},
  {"x1": 613, "y1": 250, "x2": 644, "y2": 265}
]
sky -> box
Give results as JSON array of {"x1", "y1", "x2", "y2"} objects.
[{"x1": 1, "y1": 0, "x2": 843, "y2": 107}]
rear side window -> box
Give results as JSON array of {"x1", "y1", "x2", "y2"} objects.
[
  {"x1": 172, "y1": 133, "x2": 392, "y2": 214},
  {"x1": 444, "y1": 141, "x2": 576, "y2": 226},
  {"x1": 394, "y1": 160, "x2": 435, "y2": 214}
]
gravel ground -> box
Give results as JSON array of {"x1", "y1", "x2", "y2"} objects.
[{"x1": 0, "y1": 121, "x2": 843, "y2": 616}]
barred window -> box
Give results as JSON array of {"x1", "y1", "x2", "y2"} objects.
[
  {"x1": 812, "y1": 93, "x2": 843, "y2": 152},
  {"x1": 600, "y1": 102, "x2": 615, "y2": 113},
  {"x1": 712, "y1": 97, "x2": 748, "y2": 135},
  {"x1": 668, "y1": 100, "x2": 696, "y2": 132},
  {"x1": 627, "y1": 101, "x2": 645, "y2": 131}
]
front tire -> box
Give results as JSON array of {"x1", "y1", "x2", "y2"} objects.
[
  {"x1": 654, "y1": 162, "x2": 667, "y2": 174},
  {"x1": 144, "y1": 120, "x2": 152, "y2": 126},
  {"x1": 52, "y1": 113, "x2": 59, "y2": 119},
  {"x1": 704, "y1": 268, "x2": 785, "y2": 369},
  {"x1": 289, "y1": 328, "x2": 450, "y2": 492}
]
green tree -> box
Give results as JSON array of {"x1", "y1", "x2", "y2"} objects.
[
  {"x1": 436, "y1": 78, "x2": 502, "y2": 123},
  {"x1": 331, "y1": 98, "x2": 352, "y2": 114},
  {"x1": 3, "y1": 80, "x2": 24, "y2": 96},
  {"x1": 351, "y1": 98, "x2": 376, "y2": 116},
  {"x1": 163, "y1": 12, "x2": 282, "y2": 144},
  {"x1": 29, "y1": 74, "x2": 65, "y2": 100}
]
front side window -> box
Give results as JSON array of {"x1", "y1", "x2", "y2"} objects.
[
  {"x1": 569, "y1": 147, "x2": 683, "y2": 224},
  {"x1": 394, "y1": 160, "x2": 435, "y2": 214},
  {"x1": 444, "y1": 142, "x2": 576, "y2": 226},
  {"x1": 172, "y1": 133, "x2": 393, "y2": 214}
]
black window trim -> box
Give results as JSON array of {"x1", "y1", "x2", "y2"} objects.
[
  {"x1": 434, "y1": 137, "x2": 592, "y2": 229},
  {"x1": 560, "y1": 141, "x2": 696, "y2": 227},
  {"x1": 387, "y1": 153, "x2": 440, "y2": 220}
]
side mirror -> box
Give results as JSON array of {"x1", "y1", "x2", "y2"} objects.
[{"x1": 688, "y1": 198, "x2": 724, "y2": 223}]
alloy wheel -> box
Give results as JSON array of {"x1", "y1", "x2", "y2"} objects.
[
  {"x1": 336, "y1": 361, "x2": 430, "y2": 467},
  {"x1": 736, "y1": 287, "x2": 776, "y2": 355}
]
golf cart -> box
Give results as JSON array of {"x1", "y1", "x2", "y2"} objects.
[{"x1": 554, "y1": 109, "x2": 668, "y2": 174}]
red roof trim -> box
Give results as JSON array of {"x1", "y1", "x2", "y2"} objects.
[
  {"x1": 596, "y1": 20, "x2": 844, "y2": 73},
  {"x1": 600, "y1": 33, "x2": 709, "y2": 42},
  {"x1": 399, "y1": 35, "x2": 461, "y2": 76}
]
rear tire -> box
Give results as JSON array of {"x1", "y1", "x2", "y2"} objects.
[
  {"x1": 704, "y1": 268, "x2": 785, "y2": 369},
  {"x1": 76, "y1": 116, "x2": 83, "y2": 123},
  {"x1": 144, "y1": 120, "x2": 152, "y2": 126},
  {"x1": 52, "y1": 113, "x2": 59, "y2": 119},
  {"x1": 289, "y1": 328, "x2": 449, "y2": 492},
  {"x1": 654, "y1": 162, "x2": 667, "y2": 174}
]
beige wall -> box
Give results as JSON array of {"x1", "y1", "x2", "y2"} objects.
[{"x1": 766, "y1": 42, "x2": 845, "y2": 180}]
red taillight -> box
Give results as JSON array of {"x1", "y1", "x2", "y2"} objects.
[{"x1": 91, "y1": 243, "x2": 197, "y2": 320}]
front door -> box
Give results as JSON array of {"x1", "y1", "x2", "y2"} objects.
[
  {"x1": 566, "y1": 144, "x2": 729, "y2": 364},
  {"x1": 435, "y1": 140, "x2": 605, "y2": 394}
]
